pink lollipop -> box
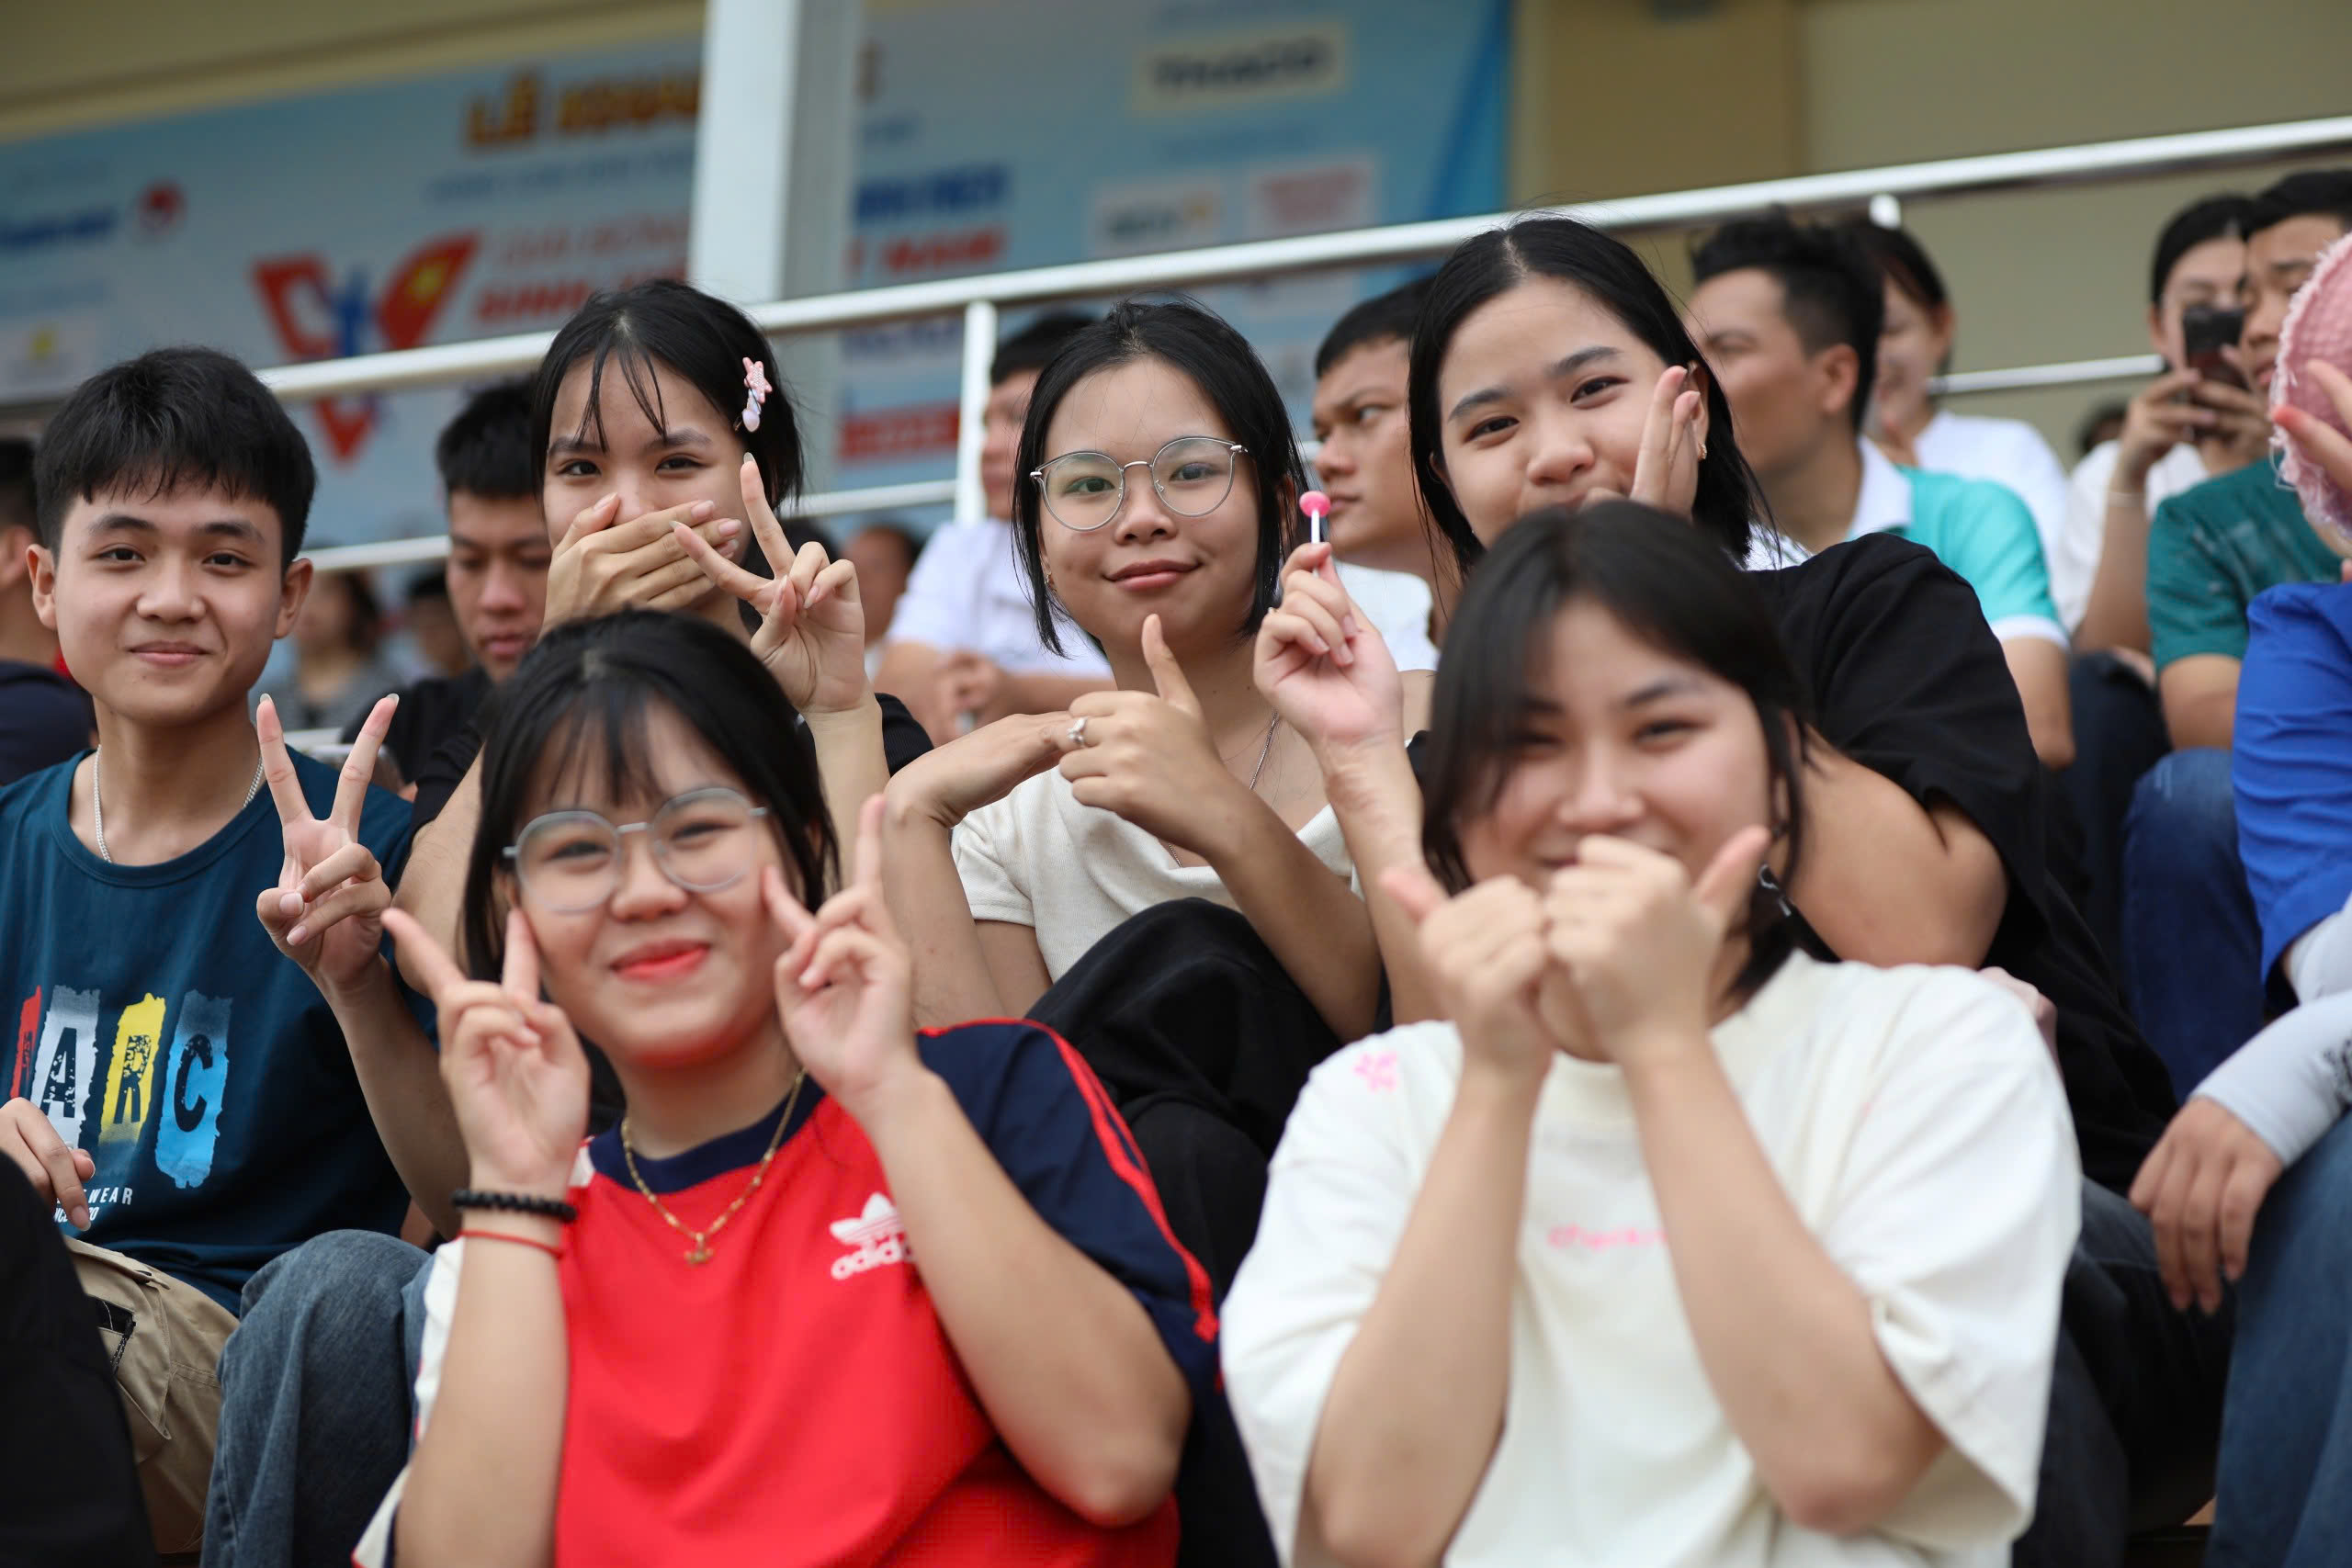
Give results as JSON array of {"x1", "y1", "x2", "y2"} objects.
[
  {"x1": 2272, "y1": 230, "x2": 2352, "y2": 547},
  {"x1": 1300, "y1": 489, "x2": 1330, "y2": 546}
]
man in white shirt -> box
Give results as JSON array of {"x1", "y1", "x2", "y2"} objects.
[
  {"x1": 875, "y1": 312, "x2": 1113, "y2": 742},
  {"x1": 1688, "y1": 218, "x2": 2074, "y2": 767},
  {"x1": 1308, "y1": 280, "x2": 1442, "y2": 671}
]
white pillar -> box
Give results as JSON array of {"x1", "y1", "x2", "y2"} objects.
[{"x1": 689, "y1": 0, "x2": 860, "y2": 500}]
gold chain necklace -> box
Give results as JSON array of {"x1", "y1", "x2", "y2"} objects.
[{"x1": 619, "y1": 1068, "x2": 806, "y2": 1265}]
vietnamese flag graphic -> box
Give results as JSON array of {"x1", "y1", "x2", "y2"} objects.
[{"x1": 253, "y1": 232, "x2": 479, "y2": 461}]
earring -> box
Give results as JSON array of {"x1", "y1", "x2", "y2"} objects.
[{"x1": 1757, "y1": 864, "x2": 1794, "y2": 919}]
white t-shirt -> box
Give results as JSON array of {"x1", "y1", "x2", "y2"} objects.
[
  {"x1": 1221, "y1": 953, "x2": 2079, "y2": 1568},
  {"x1": 1334, "y1": 562, "x2": 1438, "y2": 672},
  {"x1": 2052, "y1": 441, "x2": 2211, "y2": 634},
  {"x1": 1914, "y1": 412, "x2": 2070, "y2": 579},
  {"x1": 883, "y1": 516, "x2": 1112, "y2": 677},
  {"x1": 953, "y1": 768, "x2": 1355, "y2": 980}
]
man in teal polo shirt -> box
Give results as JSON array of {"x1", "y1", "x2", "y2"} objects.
[
  {"x1": 1688, "y1": 214, "x2": 2074, "y2": 767},
  {"x1": 2128, "y1": 167, "x2": 2352, "y2": 1093}
]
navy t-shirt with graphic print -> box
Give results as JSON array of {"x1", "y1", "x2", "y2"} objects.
[{"x1": 0, "y1": 750, "x2": 421, "y2": 1313}]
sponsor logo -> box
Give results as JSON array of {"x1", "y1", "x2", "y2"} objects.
[
  {"x1": 854, "y1": 164, "x2": 1009, "y2": 224},
  {"x1": 1089, "y1": 176, "x2": 1222, "y2": 259},
  {"x1": 252, "y1": 233, "x2": 479, "y2": 460},
  {"x1": 135, "y1": 182, "x2": 186, "y2": 237},
  {"x1": 840, "y1": 404, "x2": 960, "y2": 462},
  {"x1": 0, "y1": 206, "x2": 117, "y2": 255},
  {"x1": 830, "y1": 1192, "x2": 912, "y2": 1279},
  {"x1": 1133, "y1": 22, "x2": 1348, "y2": 114}
]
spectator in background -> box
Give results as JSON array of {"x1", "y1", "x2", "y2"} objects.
[
  {"x1": 1848, "y1": 218, "x2": 2072, "y2": 577},
  {"x1": 340, "y1": 380, "x2": 548, "y2": 788},
  {"x1": 2070, "y1": 195, "x2": 2266, "y2": 649},
  {"x1": 2125, "y1": 170, "x2": 2352, "y2": 1093},
  {"x1": 0, "y1": 437, "x2": 95, "y2": 784},
  {"x1": 876, "y1": 311, "x2": 1114, "y2": 743},
  {"x1": 399, "y1": 570, "x2": 470, "y2": 679},
  {"x1": 843, "y1": 518, "x2": 921, "y2": 668},
  {"x1": 266, "y1": 562, "x2": 401, "y2": 734},
  {"x1": 2076, "y1": 400, "x2": 2129, "y2": 463},
  {"x1": 1306, "y1": 279, "x2": 1442, "y2": 671},
  {"x1": 2055, "y1": 196, "x2": 2258, "y2": 976},
  {"x1": 1687, "y1": 216, "x2": 2075, "y2": 767}
]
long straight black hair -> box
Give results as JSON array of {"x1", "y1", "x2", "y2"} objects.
[
  {"x1": 1408, "y1": 219, "x2": 1770, "y2": 576},
  {"x1": 1010, "y1": 298, "x2": 1307, "y2": 656},
  {"x1": 1419, "y1": 502, "x2": 1812, "y2": 999},
  {"x1": 460, "y1": 610, "x2": 837, "y2": 983}
]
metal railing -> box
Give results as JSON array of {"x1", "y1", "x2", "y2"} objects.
[{"x1": 260, "y1": 112, "x2": 2352, "y2": 578}]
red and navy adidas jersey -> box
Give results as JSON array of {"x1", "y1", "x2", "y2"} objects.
[{"x1": 356, "y1": 1020, "x2": 1216, "y2": 1568}]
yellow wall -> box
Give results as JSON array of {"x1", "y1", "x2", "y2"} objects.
[{"x1": 1511, "y1": 0, "x2": 2352, "y2": 449}]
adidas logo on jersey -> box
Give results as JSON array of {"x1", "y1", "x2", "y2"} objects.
[{"x1": 829, "y1": 1192, "x2": 911, "y2": 1279}]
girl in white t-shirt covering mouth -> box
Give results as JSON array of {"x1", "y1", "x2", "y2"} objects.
[{"x1": 1219, "y1": 502, "x2": 2082, "y2": 1568}]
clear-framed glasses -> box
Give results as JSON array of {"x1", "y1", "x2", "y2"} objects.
[
  {"x1": 504, "y1": 787, "x2": 771, "y2": 913},
  {"x1": 1031, "y1": 436, "x2": 1250, "y2": 532}
]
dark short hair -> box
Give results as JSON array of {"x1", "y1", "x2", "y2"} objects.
[
  {"x1": 1419, "y1": 502, "x2": 1812, "y2": 999},
  {"x1": 848, "y1": 519, "x2": 922, "y2": 571},
  {"x1": 1315, "y1": 276, "x2": 1431, "y2": 378},
  {"x1": 461, "y1": 609, "x2": 839, "y2": 979},
  {"x1": 1690, "y1": 216, "x2": 1883, "y2": 433},
  {"x1": 2246, "y1": 170, "x2": 2352, "y2": 243},
  {"x1": 529, "y1": 281, "x2": 804, "y2": 512},
  {"x1": 990, "y1": 310, "x2": 1096, "y2": 388},
  {"x1": 1408, "y1": 218, "x2": 1770, "y2": 575},
  {"x1": 437, "y1": 380, "x2": 537, "y2": 502},
  {"x1": 0, "y1": 438, "x2": 33, "y2": 535},
  {"x1": 2149, "y1": 194, "x2": 2253, "y2": 305},
  {"x1": 1843, "y1": 220, "x2": 1948, "y2": 313},
  {"x1": 1011, "y1": 298, "x2": 1306, "y2": 656},
  {"x1": 34, "y1": 346, "x2": 316, "y2": 564}
]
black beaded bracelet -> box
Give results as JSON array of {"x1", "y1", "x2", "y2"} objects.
[{"x1": 451, "y1": 1188, "x2": 578, "y2": 1224}]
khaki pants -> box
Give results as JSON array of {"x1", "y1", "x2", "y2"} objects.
[{"x1": 67, "y1": 1238, "x2": 239, "y2": 1558}]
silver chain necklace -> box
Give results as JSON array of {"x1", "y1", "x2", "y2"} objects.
[
  {"x1": 1244, "y1": 711, "x2": 1279, "y2": 794},
  {"x1": 92, "y1": 750, "x2": 266, "y2": 864}
]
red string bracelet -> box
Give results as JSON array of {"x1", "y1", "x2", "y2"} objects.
[{"x1": 458, "y1": 1227, "x2": 565, "y2": 1261}]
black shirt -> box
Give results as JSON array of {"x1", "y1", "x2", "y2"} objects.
[
  {"x1": 1750, "y1": 535, "x2": 2176, "y2": 1192},
  {"x1": 408, "y1": 689, "x2": 936, "y2": 829},
  {"x1": 0, "y1": 1168, "x2": 158, "y2": 1568},
  {"x1": 0, "y1": 660, "x2": 95, "y2": 787},
  {"x1": 341, "y1": 667, "x2": 492, "y2": 787}
]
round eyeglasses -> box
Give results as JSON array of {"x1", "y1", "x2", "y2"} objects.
[
  {"x1": 504, "y1": 787, "x2": 771, "y2": 913},
  {"x1": 1031, "y1": 436, "x2": 1250, "y2": 532}
]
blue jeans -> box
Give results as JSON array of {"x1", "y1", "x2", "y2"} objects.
[
  {"x1": 2208, "y1": 1115, "x2": 2352, "y2": 1565},
  {"x1": 2121, "y1": 747, "x2": 2266, "y2": 1093},
  {"x1": 200, "y1": 1231, "x2": 432, "y2": 1568}
]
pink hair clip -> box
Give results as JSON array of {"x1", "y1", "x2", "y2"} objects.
[
  {"x1": 2273, "y1": 230, "x2": 2352, "y2": 547},
  {"x1": 741, "y1": 356, "x2": 772, "y2": 434}
]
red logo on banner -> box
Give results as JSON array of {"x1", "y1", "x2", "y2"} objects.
[{"x1": 252, "y1": 233, "x2": 479, "y2": 461}]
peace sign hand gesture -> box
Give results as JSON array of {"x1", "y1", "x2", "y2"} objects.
[
  {"x1": 383, "y1": 907, "x2": 589, "y2": 1200},
  {"x1": 256, "y1": 693, "x2": 398, "y2": 997},
  {"x1": 764, "y1": 795, "x2": 921, "y2": 1127},
  {"x1": 674, "y1": 454, "x2": 872, "y2": 716}
]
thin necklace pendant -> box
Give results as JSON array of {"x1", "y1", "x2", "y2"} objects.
[{"x1": 685, "y1": 1239, "x2": 712, "y2": 1266}]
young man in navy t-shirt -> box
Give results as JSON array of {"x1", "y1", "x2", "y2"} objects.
[{"x1": 0, "y1": 347, "x2": 456, "y2": 1555}]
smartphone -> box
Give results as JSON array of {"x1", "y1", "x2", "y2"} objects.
[{"x1": 2180, "y1": 303, "x2": 2247, "y2": 388}]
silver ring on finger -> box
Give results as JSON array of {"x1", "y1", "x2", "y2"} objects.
[{"x1": 1068, "y1": 716, "x2": 1091, "y2": 749}]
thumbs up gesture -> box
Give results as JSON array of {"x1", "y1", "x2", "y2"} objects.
[
  {"x1": 1540, "y1": 827, "x2": 1771, "y2": 1067},
  {"x1": 1057, "y1": 613, "x2": 1271, "y2": 860}
]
